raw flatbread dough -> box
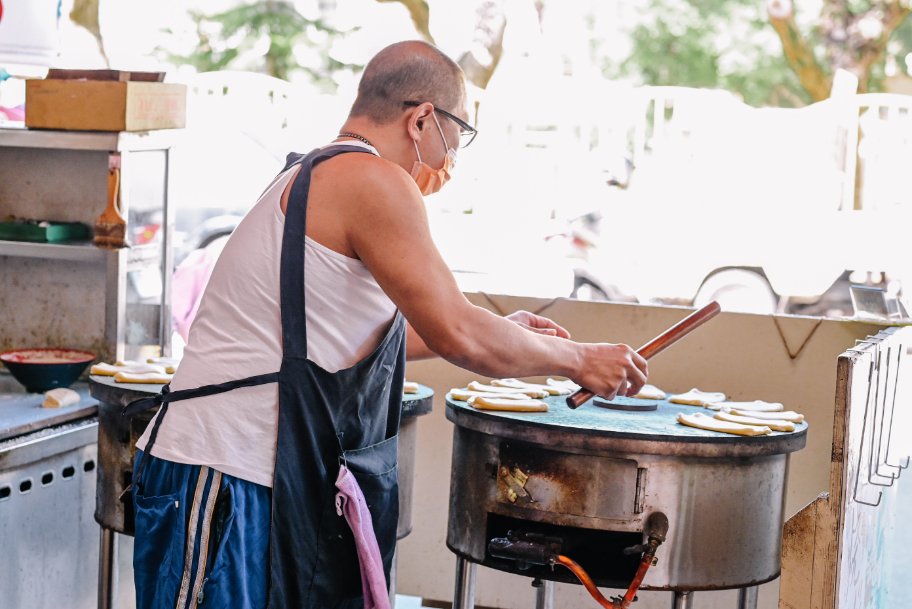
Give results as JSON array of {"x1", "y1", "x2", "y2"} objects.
[
  {"x1": 92, "y1": 362, "x2": 167, "y2": 377},
  {"x1": 632, "y1": 384, "x2": 666, "y2": 400},
  {"x1": 113, "y1": 371, "x2": 173, "y2": 384},
  {"x1": 547, "y1": 378, "x2": 580, "y2": 391},
  {"x1": 146, "y1": 357, "x2": 180, "y2": 374},
  {"x1": 403, "y1": 381, "x2": 419, "y2": 394},
  {"x1": 448, "y1": 388, "x2": 531, "y2": 402},
  {"x1": 469, "y1": 396, "x2": 549, "y2": 412},
  {"x1": 491, "y1": 378, "x2": 569, "y2": 396},
  {"x1": 676, "y1": 412, "x2": 770, "y2": 436},
  {"x1": 467, "y1": 381, "x2": 549, "y2": 399},
  {"x1": 669, "y1": 388, "x2": 727, "y2": 406},
  {"x1": 714, "y1": 411, "x2": 795, "y2": 432},
  {"x1": 42, "y1": 388, "x2": 80, "y2": 408},
  {"x1": 728, "y1": 408, "x2": 804, "y2": 423},
  {"x1": 706, "y1": 400, "x2": 784, "y2": 412}
]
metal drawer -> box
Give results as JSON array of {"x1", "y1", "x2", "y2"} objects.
[{"x1": 0, "y1": 420, "x2": 99, "y2": 609}]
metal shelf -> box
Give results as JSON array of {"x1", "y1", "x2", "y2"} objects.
[
  {"x1": 0, "y1": 239, "x2": 109, "y2": 262},
  {"x1": 0, "y1": 126, "x2": 179, "y2": 152}
]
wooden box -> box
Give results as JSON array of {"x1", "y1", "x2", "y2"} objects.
[{"x1": 25, "y1": 70, "x2": 186, "y2": 132}]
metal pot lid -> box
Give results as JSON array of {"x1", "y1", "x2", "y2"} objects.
[{"x1": 446, "y1": 396, "x2": 808, "y2": 458}]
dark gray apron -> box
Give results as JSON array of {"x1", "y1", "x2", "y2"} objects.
[{"x1": 128, "y1": 145, "x2": 407, "y2": 609}]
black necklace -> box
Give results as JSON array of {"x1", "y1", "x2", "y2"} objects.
[{"x1": 337, "y1": 132, "x2": 374, "y2": 148}]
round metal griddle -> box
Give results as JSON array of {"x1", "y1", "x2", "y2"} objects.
[
  {"x1": 445, "y1": 392, "x2": 808, "y2": 592},
  {"x1": 447, "y1": 394, "x2": 807, "y2": 459}
]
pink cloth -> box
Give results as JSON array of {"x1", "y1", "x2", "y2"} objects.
[
  {"x1": 335, "y1": 465, "x2": 391, "y2": 609},
  {"x1": 171, "y1": 245, "x2": 221, "y2": 342},
  {"x1": 0, "y1": 105, "x2": 25, "y2": 122}
]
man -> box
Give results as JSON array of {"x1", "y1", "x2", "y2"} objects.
[{"x1": 130, "y1": 40, "x2": 647, "y2": 609}]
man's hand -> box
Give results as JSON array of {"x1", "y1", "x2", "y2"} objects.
[
  {"x1": 505, "y1": 310, "x2": 571, "y2": 339},
  {"x1": 571, "y1": 343, "x2": 648, "y2": 400}
]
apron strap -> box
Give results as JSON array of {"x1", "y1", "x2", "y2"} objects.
[
  {"x1": 124, "y1": 371, "x2": 279, "y2": 490},
  {"x1": 279, "y1": 145, "x2": 375, "y2": 360},
  {"x1": 121, "y1": 371, "x2": 280, "y2": 416}
]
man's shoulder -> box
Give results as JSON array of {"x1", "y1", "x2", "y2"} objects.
[{"x1": 320, "y1": 150, "x2": 420, "y2": 203}]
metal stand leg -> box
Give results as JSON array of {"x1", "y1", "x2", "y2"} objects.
[
  {"x1": 534, "y1": 579, "x2": 555, "y2": 609},
  {"x1": 737, "y1": 586, "x2": 759, "y2": 609},
  {"x1": 98, "y1": 527, "x2": 118, "y2": 609},
  {"x1": 671, "y1": 591, "x2": 693, "y2": 609},
  {"x1": 453, "y1": 556, "x2": 477, "y2": 609}
]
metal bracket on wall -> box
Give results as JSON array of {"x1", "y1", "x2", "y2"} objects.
[{"x1": 852, "y1": 336, "x2": 910, "y2": 506}]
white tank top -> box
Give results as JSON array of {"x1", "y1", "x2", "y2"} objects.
[{"x1": 136, "y1": 142, "x2": 397, "y2": 487}]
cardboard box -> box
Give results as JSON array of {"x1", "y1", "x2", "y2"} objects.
[{"x1": 25, "y1": 78, "x2": 186, "y2": 132}]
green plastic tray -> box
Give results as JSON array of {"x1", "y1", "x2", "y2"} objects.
[{"x1": 0, "y1": 220, "x2": 91, "y2": 243}]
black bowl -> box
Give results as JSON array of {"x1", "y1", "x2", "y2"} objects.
[{"x1": 0, "y1": 348, "x2": 96, "y2": 393}]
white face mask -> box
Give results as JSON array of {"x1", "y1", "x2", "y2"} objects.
[{"x1": 410, "y1": 114, "x2": 456, "y2": 196}]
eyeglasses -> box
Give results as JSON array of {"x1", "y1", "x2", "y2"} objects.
[{"x1": 403, "y1": 101, "x2": 478, "y2": 148}]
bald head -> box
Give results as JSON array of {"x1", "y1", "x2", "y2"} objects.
[{"x1": 349, "y1": 41, "x2": 466, "y2": 124}]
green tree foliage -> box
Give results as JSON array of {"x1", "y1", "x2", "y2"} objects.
[
  {"x1": 161, "y1": 1, "x2": 361, "y2": 89},
  {"x1": 598, "y1": 0, "x2": 811, "y2": 107},
  {"x1": 598, "y1": 0, "x2": 912, "y2": 107}
]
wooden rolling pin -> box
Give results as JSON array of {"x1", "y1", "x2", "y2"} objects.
[{"x1": 566, "y1": 301, "x2": 722, "y2": 409}]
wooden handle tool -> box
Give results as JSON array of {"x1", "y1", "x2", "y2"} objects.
[
  {"x1": 93, "y1": 153, "x2": 127, "y2": 249},
  {"x1": 566, "y1": 301, "x2": 722, "y2": 409}
]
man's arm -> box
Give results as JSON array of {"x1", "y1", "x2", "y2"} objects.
[
  {"x1": 406, "y1": 322, "x2": 436, "y2": 361},
  {"x1": 407, "y1": 311, "x2": 569, "y2": 361},
  {"x1": 346, "y1": 161, "x2": 646, "y2": 398}
]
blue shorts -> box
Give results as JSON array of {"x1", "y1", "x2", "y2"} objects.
[{"x1": 132, "y1": 450, "x2": 272, "y2": 609}]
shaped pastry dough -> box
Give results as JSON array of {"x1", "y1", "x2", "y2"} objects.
[
  {"x1": 547, "y1": 378, "x2": 580, "y2": 391},
  {"x1": 42, "y1": 388, "x2": 80, "y2": 408},
  {"x1": 491, "y1": 378, "x2": 570, "y2": 395},
  {"x1": 469, "y1": 396, "x2": 548, "y2": 412},
  {"x1": 147, "y1": 357, "x2": 180, "y2": 374},
  {"x1": 92, "y1": 362, "x2": 167, "y2": 377},
  {"x1": 448, "y1": 389, "x2": 531, "y2": 402},
  {"x1": 467, "y1": 381, "x2": 549, "y2": 399},
  {"x1": 676, "y1": 412, "x2": 770, "y2": 436},
  {"x1": 669, "y1": 388, "x2": 727, "y2": 406},
  {"x1": 706, "y1": 400, "x2": 784, "y2": 412},
  {"x1": 113, "y1": 371, "x2": 173, "y2": 384},
  {"x1": 727, "y1": 408, "x2": 805, "y2": 423},
  {"x1": 403, "y1": 381, "x2": 419, "y2": 394},
  {"x1": 714, "y1": 411, "x2": 795, "y2": 432},
  {"x1": 632, "y1": 384, "x2": 667, "y2": 400},
  {"x1": 147, "y1": 357, "x2": 180, "y2": 366}
]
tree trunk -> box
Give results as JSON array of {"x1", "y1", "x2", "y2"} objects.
[
  {"x1": 69, "y1": 0, "x2": 110, "y2": 67},
  {"x1": 457, "y1": 0, "x2": 507, "y2": 91},
  {"x1": 377, "y1": 0, "x2": 435, "y2": 44},
  {"x1": 767, "y1": 0, "x2": 831, "y2": 101},
  {"x1": 768, "y1": 0, "x2": 912, "y2": 99}
]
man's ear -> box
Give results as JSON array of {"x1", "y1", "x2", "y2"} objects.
[{"x1": 406, "y1": 102, "x2": 435, "y2": 140}]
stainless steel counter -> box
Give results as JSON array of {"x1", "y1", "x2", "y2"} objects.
[{"x1": 0, "y1": 372, "x2": 101, "y2": 609}]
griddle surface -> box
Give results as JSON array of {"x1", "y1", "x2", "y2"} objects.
[{"x1": 447, "y1": 394, "x2": 808, "y2": 445}]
